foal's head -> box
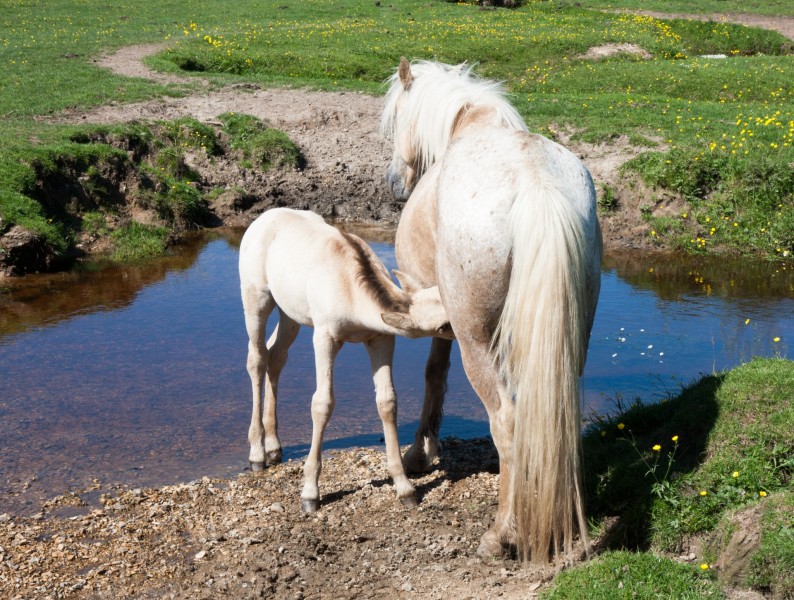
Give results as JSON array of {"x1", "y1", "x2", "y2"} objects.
[
  {"x1": 381, "y1": 271, "x2": 453, "y2": 340},
  {"x1": 380, "y1": 57, "x2": 525, "y2": 201}
]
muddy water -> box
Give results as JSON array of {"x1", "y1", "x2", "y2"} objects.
[{"x1": 1, "y1": 231, "x2": 792, "y2": 514}]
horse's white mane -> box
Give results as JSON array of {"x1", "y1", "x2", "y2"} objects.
[{"x1": 380, "y1": 60, "x2": 528, "y2": 176}]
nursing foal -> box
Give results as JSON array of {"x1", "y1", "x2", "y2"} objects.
[{"x1": 239, "y1": 207, "x2": 453, "y2": 511}]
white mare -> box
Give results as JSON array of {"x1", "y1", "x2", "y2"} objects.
[
  {"x1": 381, "y1": 59, "x2": 602, "y2": 562},
  {"x1": 239, "y1": 207, "x2": 453, "y2": 511}
]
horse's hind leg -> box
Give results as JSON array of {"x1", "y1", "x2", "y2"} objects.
[
  {"x1": 366, "y1": 335, "x2": 417, "y2": 507},
  {"x1": 262, "y1": 310, "x2": 301, "y2": 466},
  {"x1": 403, "y1": 337, "x2": 452, "y2": 474},
  {"x1": 301, "y1": 328, "x2": 342, "y2": 512},
  {"x1": 457, "y1": 337, "x2": 516, "y2": 560},
  {"x1": 242, "y1": 284, "x2": 277, "y2": 471}
]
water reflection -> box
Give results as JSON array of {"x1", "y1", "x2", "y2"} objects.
[{"x1": 0, "y1": 233, "x2": 791, "y2": 515}]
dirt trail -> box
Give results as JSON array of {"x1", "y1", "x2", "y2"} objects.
[{"x1": 73, "y1": 43, "x2": 658, "y2": 251}]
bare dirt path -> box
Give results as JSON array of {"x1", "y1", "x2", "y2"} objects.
[{"x1": 79, "y1": 43, "x2": 661, "y2": 250}]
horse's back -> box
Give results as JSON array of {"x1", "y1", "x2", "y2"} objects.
[{"x1": 434, "y1": 127, "x2": 600, "y2": 340}]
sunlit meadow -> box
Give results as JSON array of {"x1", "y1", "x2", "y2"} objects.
[
  {"x1": 0, "y1": 0, "x2": 792, "y2": 258},
  {"x1": 158, "y1": 3, "x2": 793, "y2": 257}
]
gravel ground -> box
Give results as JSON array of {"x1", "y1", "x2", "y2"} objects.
[{"x1": 1, "y1": 438, "x2": 570, "y2": 599}]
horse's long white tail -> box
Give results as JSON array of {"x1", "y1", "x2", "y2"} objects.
[{"x1": 493, "y1": 176, "x2": 590, "y2": 563}]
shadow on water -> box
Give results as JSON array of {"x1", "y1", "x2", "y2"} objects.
[
  {"x1": 604, "y1": 249, "x2": 794, "y2": 301},
  {"x1": 0, "y1": 233, "x2": 211, "y2": 338},
  {"x1": 279, "y1": 414, "x2": 490, "y2": 463}
]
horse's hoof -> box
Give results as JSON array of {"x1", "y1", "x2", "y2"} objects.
[
  {"x1": 249, "y1": 461, "x2": 266, "y2": 472},
  {"x1": 301, "y1": 498, "x2": 320, "y2": 513},
  {"x1": 265, "y1": 449, "x2": 283, "y2": 466},
  {"x1": 476, "y1": 531, "x2": 509, "y2": 561},
  {"x1": 399, "y1": 495, "x2": 419, "y2": 509},
  {"x1": 402, "y1": 449, "x2": 433, "y2": 475}
]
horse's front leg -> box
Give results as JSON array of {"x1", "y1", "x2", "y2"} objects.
[
  {"x1": 402, "y1": 337, "x2": 452, "y2": 474},
  {"x1": 365, "y1": 335, "x2": 417, "y2": 507},
  {"x1": 242, "y1": 287, "x2": 276, "y2": 471},
  {"x1": 261, "y1": 311, "x2": 301, "y2": 466},
  {"x1": 300, "y1": 329, "x2": 342, "y2": 513}
]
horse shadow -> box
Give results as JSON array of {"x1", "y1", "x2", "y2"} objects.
[
  {"x1": 277, "y1": 370, "x2": 723, "y2": 547},
  {"x1": 583, "y1": 373, "x2": 725, "y2": 552},
  {"x1": 279, "y1": 415, "x2": 497, "y2": 507}
]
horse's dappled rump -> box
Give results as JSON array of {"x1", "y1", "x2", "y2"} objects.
[{"x1": 383, "y1": 58, "x2": 602, "y2": 563}]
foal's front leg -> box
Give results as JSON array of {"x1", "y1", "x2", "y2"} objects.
[
  {"x1": 403, "y1": 337, "x2": 452, "y2": 474},
  {"x1": 261, "y1": 311, "x2": 301, "y2": 466},
  {"x1": 365, "y1": 335, "x2": 417, "y2": 507},
  {"x1": 243, "y1": 287, "x2": 276, "y2": 471},
  {"x1": 300, "y1": 328, "x2": 342, "y2": 512}
]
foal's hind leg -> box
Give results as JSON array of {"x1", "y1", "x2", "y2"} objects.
[
  {"x1": 300, "y1": 328, "x2": 342, "y2": 512},
  {"x1": 366, "y1": 335, "x2": 417, "y2": 507},
  {"x1": 403, "y1": 337, "x2": 452, "y2": 474},
  {"x1": 261, "y1": 310, "x2": 301, "y2": 466},
  {"x1": 242, "y1": 285, "x2": 277, "y2": 471}
]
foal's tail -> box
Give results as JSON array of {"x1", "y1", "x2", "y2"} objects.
[{"x1": 493, "y1": 176, "x2": 590, "y2": 563}]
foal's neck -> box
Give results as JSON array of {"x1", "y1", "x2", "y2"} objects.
[{"x1": 342, "y1": 233, "x2": 411, "y2": 314}]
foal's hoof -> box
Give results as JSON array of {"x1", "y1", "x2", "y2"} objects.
[
  {"x1": 301, "y1": 498, "x2": 320, "y2": 513},
  {"x1": 399, "y1": 495, "x2": 419, "y2": 509},
  {"x1": 265, "y1": 449, "x2": 283, "y2": 466},
  {"x1": 249, "y1": 461, "x2": 266, "y2": 472}
]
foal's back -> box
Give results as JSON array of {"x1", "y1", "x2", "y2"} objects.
[{"x1": 239, "y1": 208, "x2": 376, "y2": 330}]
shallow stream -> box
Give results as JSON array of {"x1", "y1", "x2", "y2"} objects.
[{"x1": 1, "y1": 229, "x2": 791, "y2": 514}]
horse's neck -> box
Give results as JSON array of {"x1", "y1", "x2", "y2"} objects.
[{"x1": 451, "y1": 105, "x2": 512, "y2": 140}]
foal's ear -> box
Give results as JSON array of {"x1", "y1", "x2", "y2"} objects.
[
  {"x1": 398, "y1": 57, "x2": 413, "y2": 90},
  {"x1": 381, "y1": 312, "x2": 416, "y2": 336},
  {"x1": 393, "y1": 269, "x2": 420, "y2": 294}
]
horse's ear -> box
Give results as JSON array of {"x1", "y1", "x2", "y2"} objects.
[
  {"x1": 398, "y1": 57, "x2": 413, "y2": 90},
  {"x1": 381, "y1": 312, "x2": 416, "y2": 336},
  {"x1": 393, "y1": 269, "x2": 420, "y2": 294}
]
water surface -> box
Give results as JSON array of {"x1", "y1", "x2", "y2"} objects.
[{"x1": 0, "y1": 230, "x2": 791, "y2": 514}]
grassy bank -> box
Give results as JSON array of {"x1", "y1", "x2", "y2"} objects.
[
  {"x1": 1, "y1": 0, "x2": 792, "y2": 267},
  {"x1": 0, "y1": 115, "x2": 300, "y2": 273},
  {"x1": 542, "y1": 357, "x2": 793, "y2": 598}
]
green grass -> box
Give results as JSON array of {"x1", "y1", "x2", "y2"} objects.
[
  {"x1": 542, "y1": 550, "x2": 724, "y2": 599},
  {"x1": 110, "y1": 221, "x2": 168, "y2": 262},
  {"x1": 571, "y1": 0, "x2": 794, "y2": 18},
  {"x1": 747, "y1": 492, "x2": 794, "y2": 598},
  {"x1": 579, "y1": 357, "x2": 793, "y2": 595},
  {"x1": 218, "y1": 112, "x2": 304, "y2": 171},
  {"x1": 1, "y1": 0, "x2": 792, "y2": 265}
]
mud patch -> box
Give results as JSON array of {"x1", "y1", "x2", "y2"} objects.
[{"x1": 578, "y1": 43, "x2": 651, "y2": 61}]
